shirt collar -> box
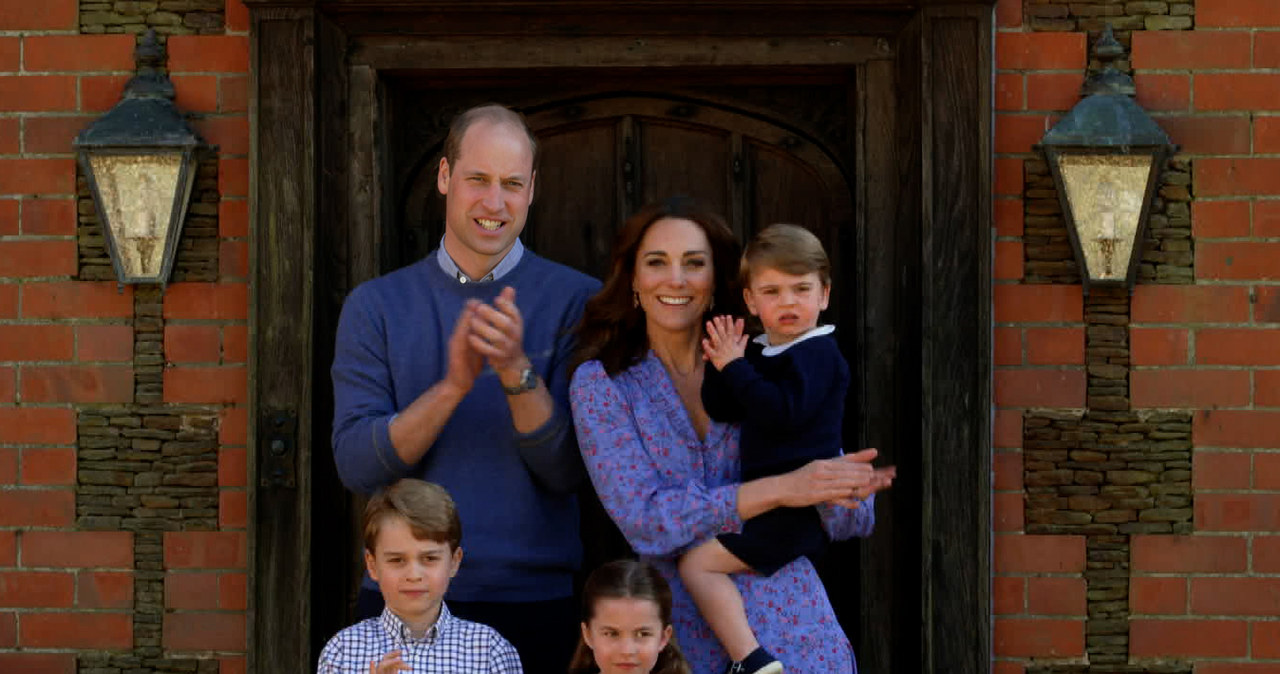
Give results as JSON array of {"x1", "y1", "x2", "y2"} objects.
[
  {"x1": 377, "y1": 602, "x2": 455, "y2": 645},
  {"x1": 752, "y1": 324, "x2": 836, "y2": 356},
  {"x1": 436, "y1": 238, "x2": 524, "y2": 284}
]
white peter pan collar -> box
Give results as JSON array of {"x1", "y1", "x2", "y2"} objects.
[{"x1": 752, "y1": 324, "x2": 836, "y2": 357}]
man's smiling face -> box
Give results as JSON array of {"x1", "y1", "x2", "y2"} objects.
[{"x1": 437, "y1": 119, "x2": 536, "y2": 280}]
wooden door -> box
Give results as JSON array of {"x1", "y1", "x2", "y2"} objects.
[
  {"x1": 258, "y1": 6, "x2": 993, "y2": 674},
  {"x1": 398, "y1": 93, "x2": 854, "y2": 316}
]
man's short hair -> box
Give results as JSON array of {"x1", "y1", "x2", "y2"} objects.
[
  {"x1": 363, "y1": 479, "x2": 462, "y2": 553},
  {"x1": 741, "y1": 223, "x2": 832, "y2": 287},
  {"x1": 442, "y1": 104, "x2": 538, "y2": 170}
]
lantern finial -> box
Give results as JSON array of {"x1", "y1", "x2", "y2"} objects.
[
  {"x1": 122, "y1": 29, "x2": 175, "y2": 101},
  {"x1": 1082, "y1": 24, "x2": 1135, "y2": 98}
]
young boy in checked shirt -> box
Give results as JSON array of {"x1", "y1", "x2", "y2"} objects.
[{"x1": 317, "y1": 479, "x2": 522, "y2": 673}]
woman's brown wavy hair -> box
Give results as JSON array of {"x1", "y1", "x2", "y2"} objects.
[
  {"x1": 567, "y1": 559, "x2": 692, "y2": 674},
  {"x1": 572, "y1": 197, "x2": 744, "y2": 376}
]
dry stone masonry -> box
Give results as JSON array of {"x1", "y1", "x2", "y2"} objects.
[
  {"x1": 80, "y1": 0, "x2": 224, "y2": 37},
  {"x1": 1026, "y1": 0, "x2": 1195, "y2": 34},
  {"x1": 1023, "y1": 288, "x2": 1194, "y2": 672},
  {"x1": 76, "y1": 405, "x2": 220, "y2": 673}
]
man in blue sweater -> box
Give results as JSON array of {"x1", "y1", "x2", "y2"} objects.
[{"x1": 331, "y1": 104, "x2": 600, "y2": 673}]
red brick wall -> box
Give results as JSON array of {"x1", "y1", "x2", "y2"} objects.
[
  {"x1": 0, "y1": 1, "x2": 249, "y2": 672},
  {"x1": 995, "y1": 0, "x2": 1280, "y2": 670},
  {"x1": 5, "y1": 0, "x2": 1278, "y2": 671}
]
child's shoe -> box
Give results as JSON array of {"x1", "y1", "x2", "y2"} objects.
[{"x1": 724, "y1": 647, "x2": 784, "y2": 674}]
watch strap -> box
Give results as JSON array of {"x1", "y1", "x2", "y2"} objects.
[{"x1": 501, "y1": 367, "x2": 538, "y2": 395}]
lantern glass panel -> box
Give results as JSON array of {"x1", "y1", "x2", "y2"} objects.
[
  {"x1": 88, "y1": 151, "x2": 184, "y2": 280},
  {"x1": 1057, "y1": 153, "x2": 1154, "y2": 283}
]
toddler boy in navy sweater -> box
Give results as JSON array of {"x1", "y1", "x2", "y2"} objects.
[{"x1": 680, "y1": 224, "x2": 893, "y2": 674}]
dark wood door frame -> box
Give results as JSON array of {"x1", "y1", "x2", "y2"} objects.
[{"x1": 243, "y1": 2, "x2": 994, "y2": 673}]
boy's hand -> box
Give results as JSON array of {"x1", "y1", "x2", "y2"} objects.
[
  {"x1": 701, "y1": 315, "x2": 748, "y2": 370},
  {"x1": 369, "y1": 650, "x2": 410, "y2": 674}
]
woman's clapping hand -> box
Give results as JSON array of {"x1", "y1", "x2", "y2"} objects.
[{"x1": 777, "y1": 448, "x2": 896, "y2": 510}]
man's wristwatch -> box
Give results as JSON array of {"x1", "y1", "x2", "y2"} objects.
[{"x1": 501, "y1": 366, "x2": 539, "y2": 395}]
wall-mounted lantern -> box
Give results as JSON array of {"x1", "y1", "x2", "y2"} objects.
[
  {"x1": 74, "y1": 30, "x2": 203, "y2": 286},
  {"x1": 1037, "y1": 25, "x2": 1177, "y2": 292}
]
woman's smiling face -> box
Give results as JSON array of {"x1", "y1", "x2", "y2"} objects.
[{"x1": 633, "y1": 217, "x2": 714, "y2": 337}]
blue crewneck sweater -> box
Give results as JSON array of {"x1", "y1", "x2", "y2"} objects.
[{"x1": 331, "y1": 249, "x2": 600, "y2": 601}]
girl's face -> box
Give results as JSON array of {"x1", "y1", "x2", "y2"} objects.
[
  {"x1": 581, "y1": 597, "x2": 672, "y2": 674},
  {"x1": 633, "y1": 217, "x2": 714, "y2": 338}
]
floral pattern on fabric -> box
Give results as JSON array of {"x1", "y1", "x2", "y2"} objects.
[{"x1": 571, "y1": 354, "x2": 873, "y2": 674}]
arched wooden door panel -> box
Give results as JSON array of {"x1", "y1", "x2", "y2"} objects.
[{"x1": 397, "y1": 95, "x2": 854, "y2": 326}]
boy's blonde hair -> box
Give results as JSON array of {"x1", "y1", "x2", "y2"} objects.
[
  {"x1": 741, "y1": 223, "x2": 831, "y2": 287},
  {"x1": 363, "y1": 479, "x2": 462, "y2": 553}
]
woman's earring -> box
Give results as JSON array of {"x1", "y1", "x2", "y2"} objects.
[
  {"x1": 633, "y1": 291, "x2": 640, "y2": 308},
  {"x1": 709, "y1": 297, "x2": 715, "y2": 313}
]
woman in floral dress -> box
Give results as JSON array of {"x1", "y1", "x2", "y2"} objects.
[{"x1": 569, "y1": 198, "x2": 892, "y2": 674}]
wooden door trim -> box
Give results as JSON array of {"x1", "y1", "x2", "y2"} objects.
[
  {"x1": 248, "y1": 6, "x2": 315, "y2": 674},
  {"x1": 918, "y1": 5, "x2": 993, "y2": 672},
  {"x1": 350, "y1": 35, "x2": 892, "y2": 70}
]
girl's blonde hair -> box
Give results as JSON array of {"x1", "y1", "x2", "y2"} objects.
[{"x1": 567, "y1": 559, "x2": 692, "y2": 674}]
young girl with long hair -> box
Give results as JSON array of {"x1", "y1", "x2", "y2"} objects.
[{"x1": 569, "y1": 559, "x2": 692, "y2": 674}]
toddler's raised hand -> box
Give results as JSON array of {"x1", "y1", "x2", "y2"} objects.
[{"x1": 701, "y1": 315, "x2": 748, "y2": 370}]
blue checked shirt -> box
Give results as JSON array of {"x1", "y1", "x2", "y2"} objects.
[{"x1": 317, "y1": 604, "x2": 523, "y2": 674}]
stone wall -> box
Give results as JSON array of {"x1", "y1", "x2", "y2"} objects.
[
  {"x1": 81, "y1": 0, "x2": 224, "y2": 36},
  {"x1": 1026, "y1": 0, "x2": 1195, "y2": 33},
  {"x1": 1025, "y1": 411, "x2": 1194, "y2": 539},
  {"x1": 76, "y1": 404, "x2": 220, "y2": 672},
  {"x1": 1024, "y1": 409, "x2": 1194, "y2": 670},
  {"x1": 1019, "y1": 286, "x2": 1195, "y2": 672}
]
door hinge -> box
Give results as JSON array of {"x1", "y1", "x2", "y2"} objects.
[{"x1": 259, "y1": 408, "x2": 297, "y2": 488}]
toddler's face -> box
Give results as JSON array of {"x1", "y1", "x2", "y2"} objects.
[
  {"x1": 581, "y1": 597, "x2": 671, "y2": 674},
  {"x1": 744, "y1": 267, "x2": 830, "y2": 346}
]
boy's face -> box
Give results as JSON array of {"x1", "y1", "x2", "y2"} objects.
[
  {"x1": 744, "y1": 267, "x2": 830, "y2": 346},
  {"x1": 365, "y1": 515, "x2": 462, "y2": 629}
]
